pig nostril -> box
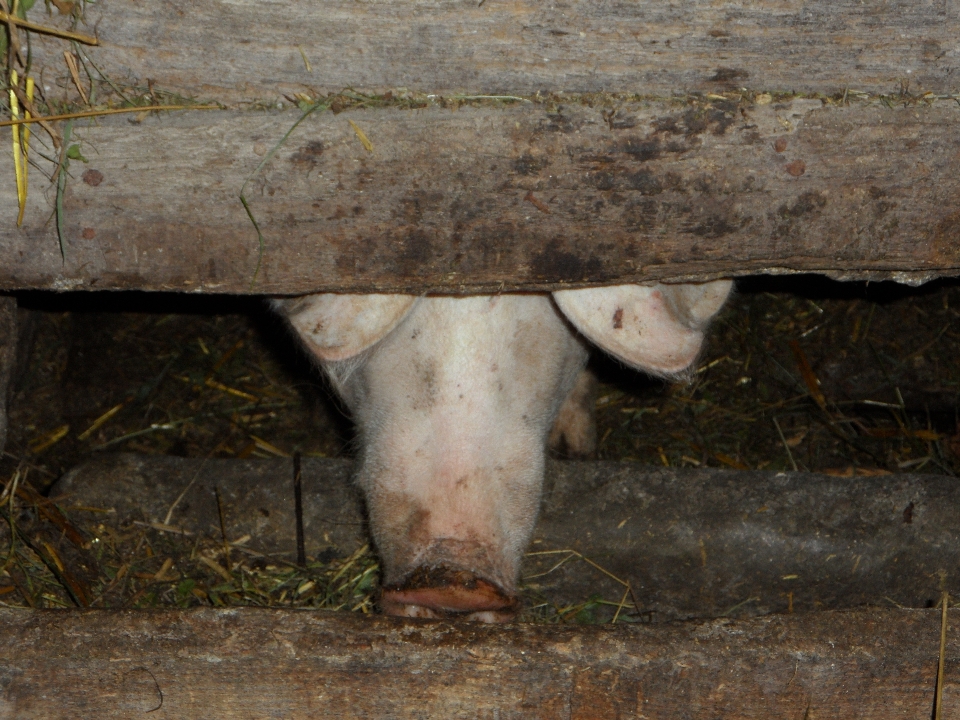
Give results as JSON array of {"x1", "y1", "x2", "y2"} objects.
[{"x1": 380, "y1": 566, "x2": 519, "y2": 622}]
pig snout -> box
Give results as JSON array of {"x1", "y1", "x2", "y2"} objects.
[
  {"x1": 275, "y1": 281, "x2": 731, "y2": 622},
  {"x1": 380, "y1": 567, "x2": 520, "y2": 622}
]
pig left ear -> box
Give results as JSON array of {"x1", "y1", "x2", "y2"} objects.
[{"x1": 552, "y1": 280, "x2": 732, "y2": 375}]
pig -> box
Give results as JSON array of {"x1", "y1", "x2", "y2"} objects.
[{"x1": 274, "y1": 280, "x2": 731, "y2": 621}]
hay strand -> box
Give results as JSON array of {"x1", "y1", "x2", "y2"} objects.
[
  {"x1": 0, "y1": 103, "x2": 220, "y2": 128},
  {"x1": 0, "y1": 9, "x2": 98, "y2": 44}
]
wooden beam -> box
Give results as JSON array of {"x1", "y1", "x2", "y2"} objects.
[
  {"x1": 0, "y1": 607, "x2": 953, "y2": 718},
  {"x1": 27, "y1": 0, "x2": 960, "y2": 102},
  {"x1": 3, "y1": 0, "x2": 960, "y2": 292},
  {"x1": 1, "y1": 99, "x2": 958, "y2": 293},
  {"x1": 53, "y1": 455, "x2": 960, "y2": 620}
]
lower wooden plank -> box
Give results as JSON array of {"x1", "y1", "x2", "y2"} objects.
[
  {"x1": 52, "y1": 454, "x2": 960, "y2": 621},
  {"x1": 1, "y1": 99, "x2": 959, "y2": 294},
  {"x1": 0, "y1": 607, "x2": 951, "y2": 719}
]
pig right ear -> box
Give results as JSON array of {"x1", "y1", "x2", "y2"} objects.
[
  {"x1": 552, "y1": 281, "x2": 732, "y2": 376},
  {"x1": 273, "y1": 294, "x2": 419, "y2": 362}
]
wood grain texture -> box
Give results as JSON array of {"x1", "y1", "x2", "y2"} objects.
[
  {"x1": 28, "y1": 0, "x2": 960, "y2": 103},
  {"x1": 0, "y1": 608, "x2": 953, "y2": 719},
  {"x1": 2, "y1": 98, "x2": 959, "y2": 293}
]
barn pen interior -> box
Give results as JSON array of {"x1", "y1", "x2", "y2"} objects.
[{"x1": 2, "y1": 0, "x2": 960, "y2": 717}]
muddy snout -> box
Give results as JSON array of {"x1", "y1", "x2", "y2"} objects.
[
  {"x1": 370, "y1": 509, "x2": 529, "y2": 623},
  {"x1": 380, "y1": 565, "x2": 520, "y2": 623}
]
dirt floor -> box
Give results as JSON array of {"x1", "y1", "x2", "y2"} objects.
[{"x1": 2, "y1": 275, "x2": 960, "y2": 619}]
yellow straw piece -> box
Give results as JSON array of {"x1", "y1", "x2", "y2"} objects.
[
  {"x1": 0, "y1": 10, "x2": 99, "y2": 45},
  {"x1": 77, "y1": 401, "x2": 126, "y2": 441},
  {"x1": 0, "y1": 103, "x2": 220, "y2": 128},
  {"x1": 18, "y1": 75, "x2": 33, "y2": 226},
  {"x1": 9, "y1": 70, "x2": 25, "y2": 226},
  {"x1": 63, "y1": 51, "x2": 88, "y2": 105},
  {"x1": 348, "y1": 119, "x2": 373, "y2": 152},
  {"x1": 28, "y1": 423, "x2": 70, "y2": 454},
  {"x1": 297, "y1": 45, "x2": 312, "y2": 72}
]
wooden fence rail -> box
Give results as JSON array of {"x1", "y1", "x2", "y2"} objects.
[
  {"x1": 1, "y1": 100, "x2": 958, "y2": 293},
  {"x1": 0, "y1": 607, "x2": 953, "y2": 719},
  {"x1": 0, "y1": 0, "x2": 956, "y2": 292}
]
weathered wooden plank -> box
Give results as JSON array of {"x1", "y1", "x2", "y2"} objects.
[
  {"x1": 0, "y1": 607, "x2": 952, "y2": 719},
  {"x1": 53, "y1": 454, "x2": 960, "y2": 620},
  {"x1": 2, "y1": 99, "x2": 958, "y2": 293},
  {"x1": 28, "y1": 0, "x2": 960, "y2": 103}
]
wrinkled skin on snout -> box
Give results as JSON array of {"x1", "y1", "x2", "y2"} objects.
[{"x1": 274, "y1": 281, "x2": 732, "y2": 622}]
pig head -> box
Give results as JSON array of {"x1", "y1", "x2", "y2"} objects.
[{"x1": 274, "y1": 281, "x2": 732, "y2": 621}]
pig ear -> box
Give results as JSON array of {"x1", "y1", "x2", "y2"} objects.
[
  {"x1": 273, "y1": 294, "x2": 419, "y2": 362},
  {"x1": 553, "y1": 281, "x2": 732, "y2": 375}
]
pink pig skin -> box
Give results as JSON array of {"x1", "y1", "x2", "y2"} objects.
[{"x1": 275, "y1": 281, "x2": 731, "y2": 621}]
